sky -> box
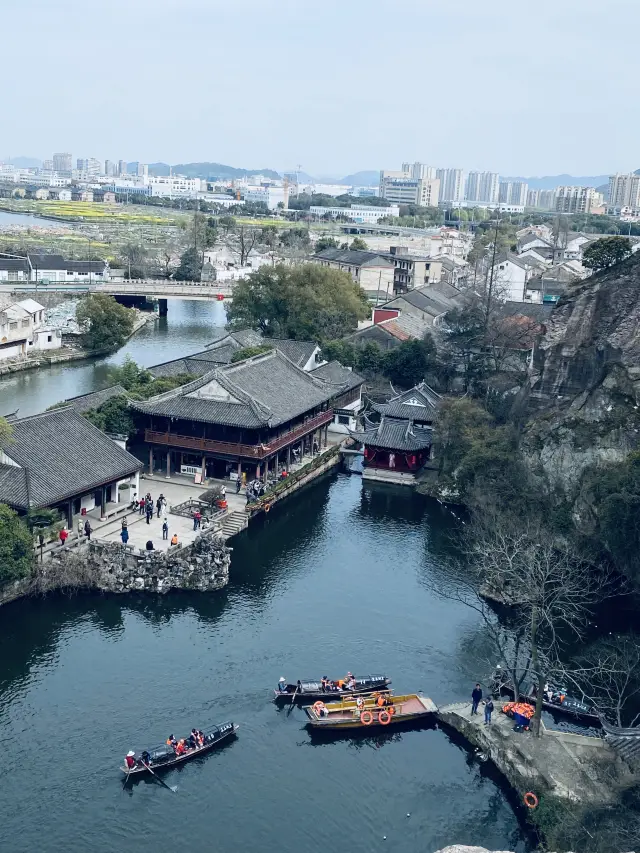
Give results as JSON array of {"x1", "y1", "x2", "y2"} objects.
[{"x1": 3, "y1": 0, "x2": 639, "y2": 178}]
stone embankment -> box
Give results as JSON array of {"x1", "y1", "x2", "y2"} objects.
[{"x1": 437, "y1": 703, "x2": 632, "y2": 806}]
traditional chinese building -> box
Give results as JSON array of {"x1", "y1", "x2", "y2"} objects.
[
  {"x1": 131, "y1": 349, "x2": 341, "y2": 482},
  {"x1": 356, "y1": 382, "x2": 441, "y2": 485},
  {"x1": 0, "y1": 408, "x2": 142, "y2": 524}
]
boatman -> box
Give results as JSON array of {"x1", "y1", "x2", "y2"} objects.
[
  {"x1": 125, "y1": 750, "x2": 136, "y2": 769},
  {"x1": 278, "y1": 677, "x2": 287, "y2": 692}
]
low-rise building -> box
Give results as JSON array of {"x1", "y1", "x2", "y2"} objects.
[
  {"x1": 0, "y1": 295, "x2": 62, "y2": 360},
  {"x1": 379, "y1": 164, "x2": 440, "y2": 207},
  {"x1": 28, "y1": 254, "x2": 109, "y2": 283},
  {"x1": 309, "y1": 361, "x2": 364, "y2": 433},
  {"x1": 356, "y1": 382, "x2": 441, "y2": 486},
  {"x1": 309, "y1": 203, "x2": 399, "y2": 223},
  {"x1": 244, "y1": 185, "x2": 288, "y2": 210},
  {"x1": 0, "y1": 407, "x2": 141, "y2": 525},
  {"x1": 311, "y1": 247, "x2": 395, "y2": 294},
  {"x1": 131, "y1": 349, "x2": 339, "y2": 482},
  {"x1": 380, "y1": 246, "x2": 443, "y2": 294},
  {"x1": 50, "y1": 188, "x2": 72, "y2": 201}
]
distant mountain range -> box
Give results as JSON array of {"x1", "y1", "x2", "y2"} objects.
[
  {"x1": 2, "y1": 156, "x2": 42, "y2": 168},
  {"x1": 148, "y1": 162, "x2": 280, "y2": 180},
  {"x1": 339, "y1": 170, "x2": 379, "y2": 186},
  {"x1": 503, "y1": 174, "x2": 611, "y2": 190}
]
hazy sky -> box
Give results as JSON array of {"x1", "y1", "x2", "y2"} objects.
[{"x1": 3, "y1": 0, "x2": 638, "y2": 177}]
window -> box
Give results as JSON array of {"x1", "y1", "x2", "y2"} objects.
[
  {"x1": 9, "y1": 322, "x2": 17, "y2": 330},
  {"x1": 22, "y1": 319, "x2": 30, "y2": 328},
  {"x1": 47, "y1": 335, "x2": 52, "y2": 343}
]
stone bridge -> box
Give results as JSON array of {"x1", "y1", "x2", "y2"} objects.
[{"x1": 0, "y1": 279, "x2": 234, "y2": 301}]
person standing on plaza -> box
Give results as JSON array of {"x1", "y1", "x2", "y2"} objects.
[
  {"x1": 162, "y1": 519, "x2": 169, "y2": 540},
  {"x1": 120, "y1": 526, "x2": 129, "y2": 545},
  {"x1": 59, "y1": 526, "x2": 69, "y2": 547},
  {"x1": 484, "y1": 698, "x2": 494, "y2": 725},
  {"x1": 84, "y1": 519, "x2": 92, "y2": 541}
]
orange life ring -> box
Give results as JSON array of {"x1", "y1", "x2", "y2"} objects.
[
  {"x1": 264, "y1": 503, "x2": 271, "y2": 513},
  {"x1": 360, "y1": 710, "x2": 373, "y2": 725},
  {"x1": 524, "y1": 792, "x2": 539, "y2": 809},
  {"x1": 379, "y1": 710, "x2": 391, "y2": 725}
]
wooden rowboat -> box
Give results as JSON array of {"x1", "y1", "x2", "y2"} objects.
[
  {"x1": 305, "y1": 693, "x2": 437, "y2": 730},
  {"x1": 120, "y1": 721, "x2": 238, "y2": 777},
  {"x1": 274, "y1": 675, "x2": 391, "y2": 704}
]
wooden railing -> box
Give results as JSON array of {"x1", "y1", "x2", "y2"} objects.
[{"x1": 145, "y1": 410, "x2": 333, "y2": 459}]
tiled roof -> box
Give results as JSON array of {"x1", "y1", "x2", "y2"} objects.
[
  {"x1": 63, "y1": 385, "x2": 128, "y2": 413},
  {"x1": 0, "y1": 408, "x2": 142, "y2": 509},
  {"x1": 0, "y1": 258, "x2": 29, "y2": 272},
  {"x1": 148, "y1": 357, "x2": 211, "y2": 379},
  {"x1": 313, "y1": 248, "x2": 394, "y2": 268},
  {"x1": 28, "y1": 254, "x2": 104, "y2": 273},
  {"x1": 372, "y1": 382, "x2": 441, "y2": 420},
  {"x1": 379, "y1": 312, "x2": 433, "y2": 340},
  {"x1": 132, "y1": 349, "x2": 333, "y2": 429},
  {"x1": 310, "y1": 360, "x2": 364, "y2": 392},
  {"x1": 270, "y1": 338, "x2": 318, "y2": 368},
  {"x1": 0, "y1": 465, "x2": 28, "y2": 508},
  {"x1": 357, "y1": 416, "x2": 433, "y2": 451}
]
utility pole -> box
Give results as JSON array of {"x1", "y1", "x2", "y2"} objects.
[{"x1": 484, "y1": 213, "x2": 501, "y2": 335}]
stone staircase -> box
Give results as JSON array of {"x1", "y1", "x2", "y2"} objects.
[{"x1": 219, "y1": 510, "x2": 248, "y2": 540}]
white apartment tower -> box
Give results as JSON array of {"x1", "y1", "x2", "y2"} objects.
[
  {"x1": 466, "y1": 171, "x2": 499, "y2": 203},
  {"x1": 608, "y1": 173, "x2": 640, "y2": 209},
  {"x1": 436, "y1": 168, "x2": 465, "y2": 203},
  {"x1": 379, "y1": 163, "x2": 440, "y2": 207},
  {"x1": 555, "y1": 186, "x2": 596, "y2": 214},
  {"x1": 499, "y1": 181, "x2": 529, "y2": 206}
]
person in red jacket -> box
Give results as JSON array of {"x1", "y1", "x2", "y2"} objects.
[
  {"x1": 125, "y1": 750, "x2": 136, "y2": 769},
  {"x1": 59, "y1": 527, "x2": 69, "y2": 546}
]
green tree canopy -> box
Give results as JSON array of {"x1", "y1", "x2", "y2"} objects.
[
  {"x1": 583, "y1": 236, "x2": 632, "y2": 271},
  {"x1": 349, "y1": 237, "x2": 368, "y2": 251},
  {"x1": 76, "y1": 294, "x2": 135, "y2": 352},
  {"x1": 225, "y1": 264, "x2": 369, "y2": 341},
  {"x1": 315, "y1": 236, "x2": 338, "y2": 252},
  {"x1": 382, "y1": 336, "x2": 436, "y2": 387},
  {"x1": 0, "y1": 416, "x2": 13, "y2": 449},
  {"x1": 0, "y1": 504, "x2": 34, "y2": 585},
  {"x1": 176, "y1": 246, "x2": 203, "y2": 281}
]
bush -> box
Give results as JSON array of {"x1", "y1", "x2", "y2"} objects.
[{"x1": 0, "y1": 504, "x2": 34, "y2": 585}]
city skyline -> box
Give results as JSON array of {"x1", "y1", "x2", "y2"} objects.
[{"x1": 3, "y1": 0, "x2": 638, "y2": 176}]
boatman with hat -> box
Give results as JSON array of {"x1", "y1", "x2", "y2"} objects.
[
  {"x1": 278, "y1": 676, "x2": 286, "y2": 692},
  {"x1": 125, "y1": 750, "x2": 136, "y2": 770}
]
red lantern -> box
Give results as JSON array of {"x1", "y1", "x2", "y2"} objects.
[{"x1": 216, "y1": 293, "x2": 225, "y2": 301}]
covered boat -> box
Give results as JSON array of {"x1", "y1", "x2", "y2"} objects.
[
  {"x1": 305, "y1": 693, "x2": 437, "y2": 730},
  {"x1": 496, "y1": 676, "x2": 600, "y2": 725},
  {"x1": 120, "y1": 721, "x2": 238, "y2": 777},
  {"x1": 274, "y1": 674, "x2": 391, "y2": 704}
]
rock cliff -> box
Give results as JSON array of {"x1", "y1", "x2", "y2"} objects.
[
  {"x1": 520, "y1": 253, "x2": 640, "y2": 496},
  {"x1": 36, "y1": 531, "x2": 231, "y2": 595}
]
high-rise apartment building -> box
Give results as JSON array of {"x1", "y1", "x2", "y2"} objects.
[
  {"x1": 43, "y1": 159, "x2": 54, "y2": 171},
  {"x1": 555, "y1": 186, "x2": 597, "y2": 214},
  {"x1": 527, "y1": 189, "x2": 540, "y2": 208},
  {"x1": 608, "y1": 173, "x2": 640, "y2": 209},
  {"x1": 379, "y1": 165, "x2": 440, "y2": 207},
  {"x1": 137, "y1": 163, "x2": 149, "y2": 178},
  {"x1": 105, "y1": 160, "x2": 117, "y2": 177},
  {"x1": 118, "y1": 160, "x2": 128, "y2": 176},
  {"x1": 499, "y1": 181, "x2": 528, "y2": 206},
  {"x1": 87, "y1": 158, "x2": 102, "y2": 176},
  {"x1": 436, "y1": 168, "x2": 464, "y2": 203},
  {"x1": 77, "y1": 158, "x2": 88, "y2": 172},
  {"x1": 53, "y1": 152, "x2": 72, "y2": 173},
  {"x1": 538, "y1": 190, "x2": 556, "y2": 210},
  {"x1": 465, "y1": 171, "x2": 499, "y2": 204}
]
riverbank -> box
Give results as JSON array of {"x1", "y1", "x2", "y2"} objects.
[{"x1": 0, "y1": 311, "x2": 153, "y2": 377}]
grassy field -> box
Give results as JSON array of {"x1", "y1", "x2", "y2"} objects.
[{"x1": 0, "y1": 199, "x2": 183, "y2": 225}]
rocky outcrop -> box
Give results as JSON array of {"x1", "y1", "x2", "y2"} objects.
[
  {"x1": 520, "y1": 254, "x2": 640, "y2": 496},
  {"x1": 36, "y1": 531, "x2": 231, "y2": 595}
]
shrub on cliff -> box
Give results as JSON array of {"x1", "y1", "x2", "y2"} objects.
[
  {"x1": 0, "y1": 504, "x2": 34, "y2": 585},
  {"x1": 583, "y1": 236, "x2": 632, "y2": 271}
]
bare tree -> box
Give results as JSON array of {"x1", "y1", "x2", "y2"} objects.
[
  {"x1": 562, "y1": 634, "x2": 640, "y2": 727},
  {"x1": 233, "y1": 226, "x2": 261, "y2": 266},
  {"x1": 439, "y1": 515, "x2": 613, "y2": 735}
]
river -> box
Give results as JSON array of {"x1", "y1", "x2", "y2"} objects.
[
  {"x1": 0, "y1": 300, "x2": 227, "y2": 417},
  {"x1": 0, "y1": 209, "x2": 62, "y2": 228},
  {"x1": 0, "y1": 475, "x2": 529, "y2": 853}
]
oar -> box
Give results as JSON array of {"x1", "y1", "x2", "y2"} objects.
[
  {"x1": 142, "y1": 761, "x2": 177, "y2": 793},
  {"x1": 286, "y1": 685, "x2": 299, "y2": 715}
]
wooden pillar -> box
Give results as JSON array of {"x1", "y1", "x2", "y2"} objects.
[
  {"x1": 101, "y1": 486, "x2": 107, "y2": 517},
  {"x1": 237, "y1": 460, "x2": 242, "y2": 480},
  {"x1": 202, "y1": 455, "x2": 206, "y2": 480},
  {"x1": 286, "y1": 445, "x2": 291, "y2": 470},
  {"x1": 67, "y1": 500, "x2": 73, "y2": 528},
  {"x1": 256, "y1": 463, "x2": 261, "y2": 479},
  {"x1": 166, "y1": 451, "x2": 171, "y2": 479},
  {"x1": 263, "y1": 456, "x2": 269, "y2": 483},
  {"x1": 149, "y1": 446, "x2": 154, "y2": 474},
  {"x1": 323, "y1": 424, "x2": 328, "y2": 448}
]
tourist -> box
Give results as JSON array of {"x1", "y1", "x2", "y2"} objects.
[
  {"x1": 170, "y1": 533, "x2": 178, "y2": 546},
  {"x1": 120, "y1": 527, "x2": 129, "y2": 545},
  {"x1": 193, "y1": 509, "x2": 201, "y2": 531},
  {"x1": 166, "y1": 734, "x2": 177, "y2": 750},
  {"x1": 235, "y1": 477, "x2": 241, "y2": 494},
  {"x1": 146, "y1": 540, "x2": 154, "y2": 551},
  {"x1": 321, "y1": 676, "x2": 327, "y2": 692},
  {"x1": 471, "y1": 683, "x2": 483, "y2": 715},
  {"x1": 125, "y1": 750, "x2": 136, "y2": 770},
  {"x1": 139, "y1": 497, "x2": 145, "y2": 515},
  {"x1": 146, "y1": 504, "x2": 152, "y2": 525},
  {"x1": 162, "y1": 519, "x2": 169, "y2": 540},
  {"x1": 484, "y1": 698, "x2": 494, "y2": 725},
  {"x1": 77, "y1": 519, "x2": 83, "y2": 539},
  {"x1": 161, "y1": 497, "x2": 167, "y2": 518},
  {"x1": 121, "y1": 517, "x2": 128, "y2": 530},
  {"x1": 278, "y1": 676, "x2": 287, "y2": 692},
  {"x1": 84, "y1": 519, "x2": 92, "y2": 540},
  {"x1": 140, "y1": 750, "x2": 151, "y2": 767},
  {"x1": 189, "y1": 729, "x2": 198, "y2": 749},
  {"x1": 156, "y1": 495, "x2": 164, "y2": 518},
  {"x1": 59, "y1": 526, "x2": 69, "y2": 546},
  {"x1": 130, "y1": 493, "x2": 137, "y2": 510}
]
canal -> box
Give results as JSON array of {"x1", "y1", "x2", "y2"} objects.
[
  {"x1": 0, "y1": 475, "x2": 529, "y2": 853},
  {"x1": 0, "y1": 300, "x2": 227, "y2": 417}
]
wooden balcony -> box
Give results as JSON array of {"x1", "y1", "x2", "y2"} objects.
[{"x1": 145, "y1": 409, "x2": 333, "y2": 460}]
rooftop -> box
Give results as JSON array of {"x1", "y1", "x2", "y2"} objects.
[
  {"x1": 63, "y1": 384, "x2": 128, "y2": 414},
  {"x1": 132, "y1": 349, "x2": 334, "y2": 429},
  {"x1": 372, "y1": 382, "x2": 441, "y2": 421},
  {"x1": 357, "y1": 416, "x2": 433, "y2": 451},
  {"x1": 313, "y1": 248, "x2": 394, "y2": 268},
  {"x1": 310, "y1": 360, "x2": 364, "y2": 393},
  {"x1": 0, "y1": 407, "x2": 142, "y2": 510}
]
